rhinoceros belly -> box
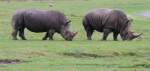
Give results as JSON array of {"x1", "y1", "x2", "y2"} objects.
[
  {"x1": 26, "y1": 26, "x2": 48, "y2": 33},
  {"x1": 25, "y1": 21, "x2": 50, "y2": 33},
  {"x1": 24, "y1": 17, "x2": 51, "y2": 32}
]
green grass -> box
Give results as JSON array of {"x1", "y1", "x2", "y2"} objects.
[{"x1": 0, "y1": 0, "x2": 150, "y2": 71}]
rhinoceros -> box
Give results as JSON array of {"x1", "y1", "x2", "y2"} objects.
[
  {"x1": 83, "y1": 8, "x2": 142, "y2": 41},
  {"x1": 11, "y1": 9, "x2": 77, "y2": 41}
]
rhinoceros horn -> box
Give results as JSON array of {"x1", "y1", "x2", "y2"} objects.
[
  {"x1": 133, "y1": 33, "x2": 143, "y2": 39},
  {"x1": 66, "y1": 20, "x2": 71, "y2": 24},
  {"x1": 71, "y1": 32, "x2": 78, "y2": 37}
]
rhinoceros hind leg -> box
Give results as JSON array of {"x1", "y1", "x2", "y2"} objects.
[
  {"x1": 49, "y1": 33, "x2": 54, "y2": 40},
  {"x1": 19, "y1": 28, "x2": 26, "y2": 40}
]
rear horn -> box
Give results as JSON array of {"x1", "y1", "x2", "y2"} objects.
[{"x1": 72, "y1": 32, "x2": 78, "y2": 37}]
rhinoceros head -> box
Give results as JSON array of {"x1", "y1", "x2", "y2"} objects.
[
  {"x1": 121, "y1": 31, "x2": 142, "y2": 40},
  {"x1": 63, "y1": 30, "x2": 78, "y2": 41},
  {"x1": 126, "y1": 31, "x2": 142, "y2": 40},
  {"x1": 61, "y1": 20, "x2": 78, "y2": 41},
  {"x1": 121, "y1": 19, "x2": 142, "y2": 40}
]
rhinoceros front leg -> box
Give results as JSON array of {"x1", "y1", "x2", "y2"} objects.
[
  {"x1": 87, "y1": 30, "x2": 93, "y2": 40},
  {"x1": 42, "y1": 32, "x2": 49, "y2": 40},
  {"x1": 113, "y1": 32, "x2": 119, "y2": 41},
  {"x1": 102, "y1": 29, "x2": 111, "y2": 40},
  {"x1": 48, "y1": 30, "x2": 55, "y2": 40},
  {"x1": 42, "y1": 30, "x2": 55, "y2": 40},
  {"x1": 84, "y1": 26, "x2": 93, "y2": 40}
]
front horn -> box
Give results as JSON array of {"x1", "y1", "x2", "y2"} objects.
[
  {"x1": 72, "y1": 32, "x2": 78, "y2": 37},
  {"x1": 133, "y1": 33, "x2": 143, "y2": 38}
]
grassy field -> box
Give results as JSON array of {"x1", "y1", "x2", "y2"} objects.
[{"x1": 0, "y1": 0, "x2": 150, "y2": 71}]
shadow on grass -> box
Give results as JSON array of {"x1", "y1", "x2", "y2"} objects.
[
  {"x1": 62, "y1": 52, "x2": 115, "y2": 58},
  {"x1": 61, "y1": 51, "x2": 140, "y2": 58},
  {"x1": 0, "y1": 59, "x2": 30, "y2": 65}
]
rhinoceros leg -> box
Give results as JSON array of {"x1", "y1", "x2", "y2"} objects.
[
  {"x1": 42, "y1": 32, "x2": 49, "y2": 40},
  {"x1": 48, "y1": 30, "x2": 55, "y2": 40},
  {"x1": 102, "y1": 29, "x2": 111, "y2": 40},
  {"x1": 85, "y1": 29, "x2": 93, "y2": 40},
  {"x1": 11, "y1": 28, "x2": 18, "y2": 40},
  {"x1": 84, "y1": 26, "x2": 93, "y2": 40},
  {"x1": 113, "y1": 32, "x2": 119, "y2": 41},
  {"x1": 19, "y1": 28, "x2": 26, "y2": 40}
]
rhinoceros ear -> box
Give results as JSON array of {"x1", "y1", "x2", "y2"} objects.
[
  {"x1": 66, "y1": 20, "x2": 71, "y2": 24},
  {"x1": 127, "y1": 18, "x2": 133, "y2": 26},
  {"x1": 65, "y1": 20, "x2": 71, "y2": 26},
  {"x1": 129, "y1": 18, "x2": 133, "y2": 22},
  {"x1": 125, "y1": 19, "x2": 131, "y2": 27},
  {"x1": 125, "y1": 19, "x2": 129, "y2": 24}
]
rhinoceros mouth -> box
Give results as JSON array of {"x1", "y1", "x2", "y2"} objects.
[{"x1": 61, "y1": 30, "x2": 78, "y2": 41}]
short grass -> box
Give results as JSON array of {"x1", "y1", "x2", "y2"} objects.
[{"x1": 0, "y1": 0, "x2": 150, "y2": 71}]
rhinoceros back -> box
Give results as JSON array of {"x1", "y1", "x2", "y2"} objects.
[
  {"x1": 13, "y1": 9, "x2": 67, "y2": 33},
  {"x1": 83, "y1": 8, "x2": 129, "y2": 32}
]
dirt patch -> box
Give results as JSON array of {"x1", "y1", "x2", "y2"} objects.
[
  {"x1": 25, "y1": 51, "x2": 48, "y2": 57},
  {"x1": 0, "y1": 59, "x2": 21, "y2": 64},
  {"x1": 29, "y1": 51, "x2": 48, "y2": 56},
  {"x1": 62, "y1": 52, "x2": 116, "y2": 58},
  {"x1": 61, "y1": 51, "x2": 139, "y2": 58},
  {"x1": 0, "y1": 59, "x2": 30, "y2": 64}
]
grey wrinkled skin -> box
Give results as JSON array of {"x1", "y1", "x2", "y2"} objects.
[
  {"x1": 11, "y1": 9, "x2": 77, "y2": 41},
  {"x1": 83, "y1": 8, "x2": 142, "y2": 41}
]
